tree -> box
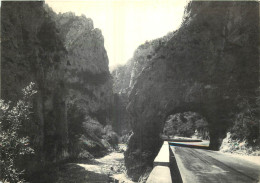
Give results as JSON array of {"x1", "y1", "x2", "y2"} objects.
[{"x1": 0, "y1": 82, "x2": 36, "y2": 183}]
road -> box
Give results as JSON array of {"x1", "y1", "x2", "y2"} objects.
[{"x1": 170, "y1": 145, "x2": 260, "y2": 183}]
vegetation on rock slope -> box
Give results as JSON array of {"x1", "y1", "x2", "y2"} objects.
[
  {"x1": 0, "y1": 83, "x2": 36, "y2": 182},
  {"x1": 1, "y1": 2, "x2": 116, "y2": 181}
]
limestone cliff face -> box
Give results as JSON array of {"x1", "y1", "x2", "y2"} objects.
[
  {"x1": 125, "y1": 1, "x2": 259, "y2": 180},
  {"x1": 54, "y1": 12, "x2": 115, "y2": 158},
  {"x1": 112, "y1": 32, "x2": 175, "y2": 94},
  {"x1": 54, "y1": 12, "x2": 113, "y2": 125},
  {"x1": 111, "y1": 33, "x2": 175, "y2": 137},
  {"x1": 1, "y1": 1, "x2": 68, "y2": 163},
  {"x1": 112, "y1": 63, "x2": 132, "y2": 94},
  {"x1": 1, "y1": 1, "x2": 114, "y2": 168}
]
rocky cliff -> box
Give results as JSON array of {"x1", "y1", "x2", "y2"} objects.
[
  {"x1": 1, "y1": 1, "x2": 68, "y2": 164},
  {"x1": 111, "y1": 33, "x2": 175, "y2": 138},
  {"x1": 112, "y1": 32, "x2": 175, "y2": 94},
  {"x1": 54, "y1": 12, "x2": 113, "y2": 117},
  {"x1": 1, "y1": 1, "x2": 114, "y2": 175},
  {"x1": 124, "y1": 1, "x2": 259, "y2": 180},
  {"x1": 53, "y1": 11, "x2": 115, "y2": 158}
]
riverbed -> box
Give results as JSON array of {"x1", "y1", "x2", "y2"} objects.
[{"x1": 55, "y1": 145, "x2": 134, "y2": 183}]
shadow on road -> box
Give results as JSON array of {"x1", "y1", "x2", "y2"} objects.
[{"x1": 169, "y1": 147, "x2": 183, "y2": 183}]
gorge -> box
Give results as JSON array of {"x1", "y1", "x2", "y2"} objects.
[{"x1": 1, "y1": 1, "x2": 259, "y2": 183}]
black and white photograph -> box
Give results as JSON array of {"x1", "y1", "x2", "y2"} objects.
[{"x1": 0, "y1": 0, "x2": 259, "y2": 182}]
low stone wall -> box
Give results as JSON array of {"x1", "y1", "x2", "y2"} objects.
[{"x1": 147, "y1": 141, "x2": 172, "y2": 183}]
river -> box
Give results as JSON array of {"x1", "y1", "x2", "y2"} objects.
[{"x1": 55, "y1": 144, "x2": 134, "y2": 183}]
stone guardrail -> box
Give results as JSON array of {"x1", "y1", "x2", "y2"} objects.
[{"x1": 146, "y1": 141, "x2": 172, "y2": 183}]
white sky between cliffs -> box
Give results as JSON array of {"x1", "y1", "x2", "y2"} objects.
[{"x1": 45, "y1": 0, "x2": 188, "y2": 71}]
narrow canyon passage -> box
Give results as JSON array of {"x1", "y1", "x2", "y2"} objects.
[{"x1": 0, "y1": 1, "x2": 259, "y2": 183}]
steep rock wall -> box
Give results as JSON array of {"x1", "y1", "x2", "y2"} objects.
[
  {"x1": 54, "y1": 12, "x2": 113, "y2": 125},
  {"x1": 125, "y1": 1, "x2": 259, "y2": 180},
  {"x1": 1, "y1": 1, "x2": 68, "y2": 163},
  {"x1": 111, "y1": 33, "x2": 175, "y2": 137},
  {"x1": 53, "y1": 12, "x2": 114, "y2": 158},
  {"x1": 1, "y1": 1, "x2": 114, "y2": 169},
  {"x1": 112, "y1": 32, "x2": 175, "y2": 94}
]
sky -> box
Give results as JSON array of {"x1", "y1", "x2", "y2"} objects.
[{"x1": 46, "y1": 0, "x2": 188, "y2": 71}]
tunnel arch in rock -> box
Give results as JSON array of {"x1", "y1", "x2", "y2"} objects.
[
  {"x1": 124, "y1": 59, "x2": 237, "y2": 181},
  {"x1": 124, "y1": 1, "x2": 259, "y2": 181},
  {"x1": 162, "y1": 102, "x2": 229, "y2": 149}
]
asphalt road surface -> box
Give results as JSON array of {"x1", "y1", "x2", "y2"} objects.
[{"x1": 170, "y1": 146, "x2": 260, "y2": 183}]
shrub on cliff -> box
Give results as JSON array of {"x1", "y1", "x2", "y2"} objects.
[
  {"x1": 220, "y1": 132, "x2": 260, "y2": 156},
  {"x1": 220, "y1": 93, "x2": 260, "y2": 155},
  {"x1": 230, "y1": 96, "x2": 259, "y2": 146},
  {"x1": 0, "y1": 83, "x2": 36, "y2": 183}
]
